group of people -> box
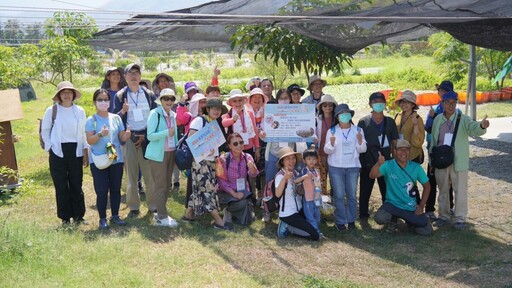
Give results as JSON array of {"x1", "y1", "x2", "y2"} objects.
[{"x1": 40, "y1": 63, "x2": 489, "y2": 240}]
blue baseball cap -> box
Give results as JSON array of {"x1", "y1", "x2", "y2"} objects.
[
  {"x1": 441, "y1": 91, "x2": 458, "y2": 101},
  {"x1": 436, "y1": 80, "x2": 454, "y2": 92}
]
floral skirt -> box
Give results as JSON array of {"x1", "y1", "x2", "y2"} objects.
[{"x1": 188, "y1": 160, "x2": 220, "y2": 217}]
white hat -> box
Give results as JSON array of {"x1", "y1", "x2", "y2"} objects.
[
  {"x1": 227, "y1": 89, "x2": 247, "y2": 106},
  {"x1": 156, "y1": 88, "x2": 176, "y2": 105}
]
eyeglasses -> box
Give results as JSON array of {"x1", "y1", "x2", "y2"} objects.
[
  {"x1": 230, "y1": 141, "x2": 245, "y2": 147},
  {"x1": 96, "y1": 99, "x2": 109, "y2": 103},
  {"x1": 160, "y1": 96, "x2": 175, "y2": 102}
]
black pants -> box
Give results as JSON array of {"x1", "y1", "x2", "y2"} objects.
[
  {"x1": 49, "y1": 143, "x2": 86, "y2": 221},
  {"x1": 359, "y1": 166, "x2": 386, "y2": 219},
  {"x1": 425, "y1": 164, "x2": 454, "y2": 212},
  {"x1": 280, "y1": 209, "x2": 320, "y2": 241}
]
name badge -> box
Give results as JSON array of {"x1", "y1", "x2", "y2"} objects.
[
  {"x1": 342, "y1": 141, "x2": 354, "y2": 155},
  {"x1": 236, "y1": 178, "x2": 246, "y2": 192},
  {"x1": 133, "y1": 108, "x2": 144, "y2": 122},
  {"x1": 443, "y1": 133, "x2": 453, "y2": 145},
  {"x1": 378, "y1": 135, "x2": 390, "y2": 148},
  {"x1": 399, "y1": 133, "x2": 404, "y2": 140}
]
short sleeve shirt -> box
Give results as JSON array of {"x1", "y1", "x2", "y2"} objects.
[
  {"x1": 379, "y1": 160, "x2": 428, "y2": 211},
  {"x1": 85, "y1": 113, "x2": 125, "y2": 164}
]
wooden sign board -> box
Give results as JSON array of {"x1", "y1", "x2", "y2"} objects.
[{"x1": 0, "y1": 89, "x2": 24, "y2": 122}]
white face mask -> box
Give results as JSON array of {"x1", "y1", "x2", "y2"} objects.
[
  {"x1": 278, "y1": 99, "x2": 290, "y2": 104},
  {"x1": 96, "y1": 101, "x2": 110, "y2": 112}
]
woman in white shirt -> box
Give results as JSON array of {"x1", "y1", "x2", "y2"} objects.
[
  {"x1": 275, "y1": 147, "x2": 319, "y2": 241},
  {"x1": 40, "y1": 81, "x2": 88, "y2": 225},
  {"x1": 324, "y1": 104, "x2": 367, "y2": 231}
]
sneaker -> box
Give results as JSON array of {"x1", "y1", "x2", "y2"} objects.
[
  {"x1": 99, "y1": 218, "x2": 108, "y2": 229},
  {"x1": 109, "y1": 215, "x2": 127, "y2": 226},
  {"x1": 335, "y1": 224, "x2": 347, "y2": 231},
  {"x1": 262, "y1": 212, "x2": 271, "y2": 223},
  {"x1": 214, "y1": 223, "x2": 234, "y2": 231},
  {"x1": 426, "y1": 211, "x2": 437, "y2": 221},
  {"x1": 277, "y1": 220, "x2": 289, "y2": 238},
  {"x1": 453, "y1": 222, "x2": 467, "y2": 230},
  {"x1": 155, "y1": 216, "x2": 179, "y2": 228},
  {"x1": 347, "y1": 222, "x2": 356, "y2": 230},
  {"x1": 127, "y1": 210, "x2": 140, "y2": 218},
  {"x1": 433, "y1": 218, "x2": 447, "y2": 227}
]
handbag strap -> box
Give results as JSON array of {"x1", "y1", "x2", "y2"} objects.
[
  {"x1": 450, "y1": 112, "x2": 461, "y2": 147},
  {"x1": 395, "y1": 160, "x2": 416, "y2": 185},
  {"x1": 93, "y1": 114, "x2": 114, "y2": 144}
]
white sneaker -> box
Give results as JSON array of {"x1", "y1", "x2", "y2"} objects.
[{"x1": 155, "y1": 216, "x2": 179, "y2": 228}]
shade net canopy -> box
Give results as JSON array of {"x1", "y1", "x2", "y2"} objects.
[{"x1": 92, "y1": 0, "x2": 512, "y2": 54}]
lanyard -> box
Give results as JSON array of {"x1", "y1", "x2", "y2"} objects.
[
  {"x1": 128, "y1": 88, "x2": 140, "y2": 108},
  {"x1": 239, "y1": 109, "x2": 247, "y2": 132},
  {"x1": 341, "y1": 127, "x2": 352, "y2": 141}
]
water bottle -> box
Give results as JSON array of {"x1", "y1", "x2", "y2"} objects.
[{"x1": 314, "y1": 186, "x2": 322, "y2": 207}]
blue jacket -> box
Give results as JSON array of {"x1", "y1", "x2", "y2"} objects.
[{"x1": 145, "y1": 106, "x2": 178, "y2": 162}]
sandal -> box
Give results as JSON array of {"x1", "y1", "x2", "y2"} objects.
[{"x1": 181, "y1": 215, "x2": 195, "y2": 222}]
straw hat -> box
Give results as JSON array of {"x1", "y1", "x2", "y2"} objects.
[
  {"x1": 316, "y1": 94, "x2": 338, "y2": 110},
  {"x1": 395, "y1": 90, "x2": 418, "y2": 109},
  {"x1": 52, "y1": 81, "x2": 81, "y2": 102},
  {"x1": 276, "y1": 146, "x2": 302, "y2": 168}
]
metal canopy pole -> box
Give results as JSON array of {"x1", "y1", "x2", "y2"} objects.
[{"x1": 470, "y1": 45, "x2": 477, "y2": 120}]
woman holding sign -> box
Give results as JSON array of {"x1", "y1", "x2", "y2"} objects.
[
  {"x1": 182, "y1": 98, "x2": 232, "y2": 230},
  {"x1": 216, "y1": 133, "x2": 259, "y2": 226},
  {"x1": 145, "y1": 88, "x2": 179, "y2": 227}
]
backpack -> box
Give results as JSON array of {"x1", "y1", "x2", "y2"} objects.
[
  {"x1": 262, "y1": 171, "x2": 287, "y2": 214},
  {"x1": 39, "y1": 104, "x2": 57, "y2": 149},
  {"x1": 175, "y1": 116, "x2": 206, "y2": 170}
]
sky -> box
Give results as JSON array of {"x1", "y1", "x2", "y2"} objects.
[{"x1": 0, "y1": 0, "x2": 212, "y2": 29}]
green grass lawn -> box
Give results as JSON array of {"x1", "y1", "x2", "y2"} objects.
[{"x1": 1, "y1": 65, "x2": 512, "y2": 287}]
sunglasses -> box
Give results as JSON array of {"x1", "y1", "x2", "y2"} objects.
[
  {"x1": 96, "y1": 99, "x2": 109, "y2": 103},
  {"x1": 161, "y1": 96, "x2": 175, "y2": 102},
  {"x1": 230, "y1": 141, "x2": 245, "y2": 147}
]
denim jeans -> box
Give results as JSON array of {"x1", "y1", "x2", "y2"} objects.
[
  {"x1": 302, "y1": 200, "x2": 320, "y2": 233},
  {"x1": 329, "y1": 166, "x2": 359, "y2": 225},
  {"x1": 265, "y1": 152, "x2": 279, "y2": 184}
]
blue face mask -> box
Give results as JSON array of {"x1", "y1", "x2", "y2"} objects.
[
  {"x1": 372, "y1": 103, "x2": 386, "y2": 113},
  {"x1": 338, "y1": 113, "x2": 352, "y2": 124}
]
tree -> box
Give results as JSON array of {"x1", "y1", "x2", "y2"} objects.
[
  {"x1": 230, "y1": 0, "x2": 369, "y2": 82},
  {"x1": 0, "y1": 45, "x2": 39, "y2": 89},
  {"x1": 24, "y1": 22, "x2": 45, "y2": 43},
  {"x1": 4, "y1": 19, "x2": 24, "y2": 44},
  {"x1": 35, "y1": 12, "x2": 98, "y2": 84},
  {"x1": 479, "y1": 49, "x2": 511, "y2": 89}
]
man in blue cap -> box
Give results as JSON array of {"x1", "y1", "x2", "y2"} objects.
[
  {"x1": 424, "y1": 80, "x2": 456, "y2": 220},
  {"x1": 429, "y1": 91, "x2": 489, "y2": 230}
]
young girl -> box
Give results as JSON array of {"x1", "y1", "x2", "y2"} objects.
[{"x1": 294, "y1": 146, "x2": 323, "y2": 237}]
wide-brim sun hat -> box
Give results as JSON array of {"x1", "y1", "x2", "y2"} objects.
[
  {"x1": 276, "y1": 146, "x2": 303, "y2": 168},
  {"x1": 334, "y1": 103, "x2": 355, "y2": 117},
  {"x1": 227, "y1": 89, "x2": 247, "y2": 106},
  {"x1": 190, "y1": 93, "x2": 206, "y2": 103},
  {"x1": 202, "y1": 98, "x2": 226, "y2": 114},
  {"x1": 316, "y1": 94, "x2": 338, "y2": 110},
  {"x1": 156, "y1": 88, "x2": 176, "y2": 105},
  {"x1": 394, "y1": 90, "x2": 419, "y2": 110},
  {"x1": 52, "y1": 81, "x2": 82, "y2": 102},
  {"x1": 308, "y1": 75, "x2": 327, "y2": 90},
  {"x1": 249, "y1": 87, "x2": 268, "y2": 104},
  {"x1": 152, "y1": 73, "x2": 176, "y2": 93},
  {"x1": 184, "y1": 81, "x2": 199, "y2": 94},
  {"x1": 139, "y1": 79, "x2": 152, "y2": 90}
]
